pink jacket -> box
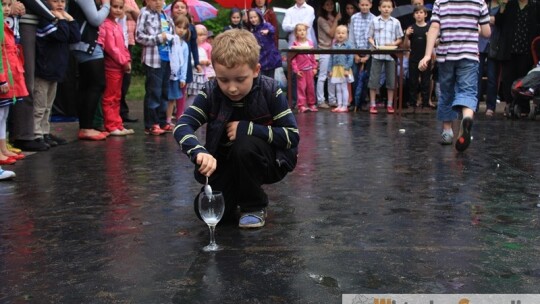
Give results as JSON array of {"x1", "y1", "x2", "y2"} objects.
[
  {"x1": 290, "y1": 40, "x2": 316, "y2": 73},
  {"x1": 98, "y1": 18, "x2": 131, "y2": 72}
]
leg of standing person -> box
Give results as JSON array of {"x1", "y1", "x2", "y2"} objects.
[
  {"x1": 102, "y1": 70, "x2": 125, "y2": 133},
  {"x1": 304, "y1": 69, "x2": 317, "y2": 111},
  {"x1": 420, "y1": 63, "x2": 432, "y2": 108},
  {"x1": 316, "y1": 54, "x2": 330, "y2": 108},
  {"x1": 77, "y1": 58, "x2": 107, "y2": 139},
  {"x1": 296, "y1": 71, "x2": 308, "y2": 112},
  {"x1": 484, "y1": 57, "x2": 498, "y2": 115},
  {"x1": 408, "y1": 61, "x2": 420, "y2": 108},
  {"x1": 385, "y1": 60, "x2": 396, "y2": 113},
  {"x1": 120, "y1": 46, "x2": 137, "y2": 123},
  {"x1": 143, "y1": 64, "x2": 165, "y2": 135},
  {"x1": 9, "y1": 23, "x2": 48, "y2": 151}
]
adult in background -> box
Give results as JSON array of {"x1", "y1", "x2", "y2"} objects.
[
  {"x1": 119, "y1": 0, "x2": 140, "y2": 123},
  {"x1": 496, "y1": 0, "x2": 540, "y2": 115},
  {"x1": 69, "y1": 0, "x2": 111, "y2": 140},
  {"x1": 251, "y1": 0, "x2": 278, "y2": 48},
  {"x1": 10, "y1": 0, "x2": 56, "y2": 151},
  {"x1": 316, "y1": 0, "x2": 341, "y2": 108}
]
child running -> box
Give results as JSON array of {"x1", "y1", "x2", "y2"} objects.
[
  {"x1": 290, "y1": 23, "x2": 317, "y2": 113},
  {"x1": 328, "y1": 25, "x2": 354, "y2": 113},
  {"x1": 173, "y1": 29, "x2": 299, "y2": 229}
]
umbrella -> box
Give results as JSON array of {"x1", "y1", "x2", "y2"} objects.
[
  {"x1": 215, "y1": 0, "x2": 271, "y2": 9},
  {"x1": 165, "y1": 0, "x2": 218, "y2": 23},
  {"x1": 391, "y1": 4, "x2": 431, "y2": 29}
]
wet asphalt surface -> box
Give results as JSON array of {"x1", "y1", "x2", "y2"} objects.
[{"x1": 1, "y1": 102, "x2": 540, "y2": 303}]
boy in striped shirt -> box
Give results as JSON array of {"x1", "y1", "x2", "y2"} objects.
[
  {"x1": 419, "y1": 0, "x2": 490, "y2": 152},
  {"x1": 173, "y1": 29, "x2": 299, "y2": 229}
]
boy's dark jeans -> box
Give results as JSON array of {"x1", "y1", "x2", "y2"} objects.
[{"x1": 194, "y1": 136, "x2": 289, "y2": 220}]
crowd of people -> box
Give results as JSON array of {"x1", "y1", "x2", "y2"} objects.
[{"x1": 0, "y1": 0, "x2": 538, "y2": 182}]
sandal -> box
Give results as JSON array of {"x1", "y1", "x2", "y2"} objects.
[{"x1": 238, "y1": 209, "x2": 266, "y2": 228}]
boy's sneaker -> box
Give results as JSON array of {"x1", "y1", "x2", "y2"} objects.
[
  {"x1": 238, "y1": 209, "x2": 266, "y2": 228},
  {"x1": 369, "y1": 106, "x2": 378, "y2": 114},
  {"x1": 455, "y1": 117, "x2": 473, "y2": 152},
  {"x1": 109, "y1": 129, "x2": 128, "y2": 136},
  {"x1": 387, "y1": 106, "x2": 395, "y2": 114},
  {"x1": 144, "y1": 125, "x2": 165, "y2": 136},
  {"x1": 440, "y1": 131, "x2": 454, "y2": 145},
  {"x1": 308, "y1": 105, "x2": 318, "y2": 112}
]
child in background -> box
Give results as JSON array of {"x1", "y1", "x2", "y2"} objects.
[
  {"x1": 98, "y1": 0, "x2": 133, "y2": 136},
  {"x1": 136, "y1": 0, "x2": 174, "y2": 135},
  {"x1": 166, "y1": 14, "x2": 189, "y2": 127},
  {"x1": 169, "y1": 0, "x2": 201, "y2": 122},
  {"x1": 34, "y1": 0, "x2": 80, "y2": 147},
  {"x1": 328, "y1": 25, "x2": 354, "y2": 113},
  {"x1": 195, "y1": 24, "x2": 215, "y2": 80},
  {"x1": 291, "y1": 23, "x2": 317, "y2": 113},
  {"x1": 403, "y1": 5, "x2": 431, "y2": 110},
  {"x1": 246, "y1": 8, "x2": 281, "y2": 78},
  {"x1": 0, "y1": 0, "x2": 26, "y2": 166},
  {"x1": 173, "y1": 29, "x2": 299, "y2": 228},
  {"x1": 185, "y1": 25, "x2": 208, "y2": 107},
  {"x1": 367, "y1": 0, "x2": 403, "y2": 114},
  {"x1": 223, "y1": 8, "x2": 243, "y2": 31}
]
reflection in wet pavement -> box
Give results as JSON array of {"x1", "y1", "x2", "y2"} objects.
[{"x1": 1, "y1": 110, "x2": 540, "y2": 303}]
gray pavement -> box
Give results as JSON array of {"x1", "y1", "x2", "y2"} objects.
[{"x1": 1, "y1": 101, "x2": 540, "y2": 303}]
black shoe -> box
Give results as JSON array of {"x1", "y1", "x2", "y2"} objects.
[
  {"x1": 455, "y1": 117, "x2": 473, "y2": 152},
  {"x1": 12, "y1": 139, "x2": 49, "y2": 151},
  {"x1": 35, "y1": 137, "x2": 52, "y2": 148},
  {"x1": 43, "y1": 135, "x2": 58, "y2": 147},
  {"x1": 46, "y1": 134, "x2": 67, "y2": 145},
  {"x1": 122, "y1": 116, "x2": 138, "y2": 123}
]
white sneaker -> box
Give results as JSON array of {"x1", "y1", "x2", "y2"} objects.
[
  {"x1": 0, "y1": 168, "x2": 16, "y2": 180},
  {"x1": 109, "y1": 129, "x2": 128, "y2": 136},
  {"x1": 122, "y1": 128, "x2": 135, "y2": 135}
]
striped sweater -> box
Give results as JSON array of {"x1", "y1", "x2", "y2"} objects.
[
  {"x1": 173, "y1": 75, "x2": 300, "y2": 171},
  {"x1": 431, "y1": 0, "x2": 490, "y2": 62}
]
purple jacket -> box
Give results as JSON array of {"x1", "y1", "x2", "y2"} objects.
[{"x1": 249, "y1": 8, "x2": 282, "y2": 71}]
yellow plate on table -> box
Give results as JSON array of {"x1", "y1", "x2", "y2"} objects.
[{"x1": 377, "y1": 45, "x2": 398, "y2": 50}]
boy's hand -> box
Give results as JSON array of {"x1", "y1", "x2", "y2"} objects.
[
  {"x1": 418, "y1": 56, "x2": 431, "y2": 71},
  {"x1": 180, "y1": 81, "x2": 186, "y2": 88},
  {"x1": 405, "y1": 26, "x2": 414, "y2": 36},
  {"x1": 196, "y1": 152, "x2": 217, "y2": 177},
  {"x1": 226, "y1": 121, "x2": 239, "y2": 141}
]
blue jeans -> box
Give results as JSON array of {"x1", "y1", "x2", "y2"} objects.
[
  {"x1": 144, "y1": 62, "x2": 170, "y2": 129},
  {"x1": 437, "y1": 59, "x2": 479, "y2": 122},
  {"x1": 477, "y1": 53, "x2": 498, "y2": 111}
]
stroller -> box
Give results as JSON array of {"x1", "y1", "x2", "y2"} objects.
[{"x1": 508, "y1": 63, "x2": 540, "y2": 119}]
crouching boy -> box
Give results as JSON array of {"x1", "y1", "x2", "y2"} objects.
[{"x1": 173, "y1": 29, "x2": 300, "y2": 228}]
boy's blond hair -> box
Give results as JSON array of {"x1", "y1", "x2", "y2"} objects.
[{"x1": 211, "y1": 29, "x2": 260, "y2": 69}]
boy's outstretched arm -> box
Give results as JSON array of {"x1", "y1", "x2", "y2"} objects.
[{"x1": 419, "y1": 22, "x2": 440, "y2": 71}]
